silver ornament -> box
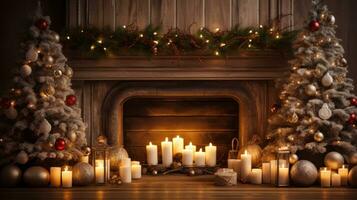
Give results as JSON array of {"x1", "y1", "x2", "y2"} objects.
[
  {"x1": 324, "y1": 151, "x2": 344, "y2": 170},
  {"x1": 290, "y1": 160, "x2": 318, "y2": 186},
  {"x1": 20, "y1": 64, "x2": 32, "y2": 77},
  {"x1": 314, "y1": 131, "x2": 324, "y2": 142},
  {"x1": 53, "y1": 33, "x2": 60, "y2": 42},
  {"x1": 109, "y1": 145, "x2": 129, "y2": 171},
  {"x1": 43, "y1": 55, "x2": 54, "y2": 67},
  {"x1": 318, "y1": 103, "x2": 332, "y2": 120},
  {"x1": 0, "y1": 165, "x2": 22, "y2": 187},
  {"x1": 287, "y1": 112, "x2": 299, "y2": 124},
  {"x1": 26, "y1": 48, "x2": 38, "y2": 62},
  {"x1": 321, "y1": 72, "x2": 333, "y2": 87},
  {"x1": 23, "y1": 166, "x2": 50, "y2": 187},
  {"x1": 328, "y1": 15, "x2": 335, "y2": 25},
  {"x1": 72, "y1": 162, "x2": 94, "y2": 186},
  {"x1": 16, "y1": 150, "x2": 29, "y2": 164},
  {"x1": 305, "y1": 84, "x2": 317, "y2": 96},
  {"x1": 289, "y1": 154, "x2": 299, "y2": 164},
  {"x1": 82, "y1": 146, "x2": 91, "y2": 156},
  {"x1": 53, "y1": 69, "x2": 63, "y2": 78},
  {"x1": 349, "y1": 165, "x2": 357, "y2": 187}
]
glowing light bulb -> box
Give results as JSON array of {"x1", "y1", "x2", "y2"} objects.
[
  {"x1": 215, "y1": 51, "x2": 219, "y2": 56},
  {"x1": 90, "y1": 45, "x2": 95, "y2": 50},
  {"x1": 199, "y1": 34, "x2": 203, "y2": 38},
  {"x1": 139, "y1": 34, "x2": 144, "y2": 38},
  {"x1": 103, "y1": 47, "x2": 107, "y2": 51},
  {"x1": 153, "y1": 40, "x2": 159, "y2": 45},
  {"x1": 81, "y1": 30, "x2": 84, "y2": 33},
  {"x1": 153, "y1": 32, "x2": 158, "y2": 36},
  {"x1": 275, "y1": 34, "x2": 280, "y2": 39},
  {"x1": 215, "y1": 27, "x2": 220, "y2": 32},
  {"x1": 205, "y1": 39, "x2": 210, "y2": 43},
  {"x1": 220, "y1": 43, "x2": 226, "y2": 47},
  {"x1": 123, "y1": 25, "x2": 126, "y2": 29},
  {"x1": 97, "y1": 39, "x2": 103, "y2": 44},
  {"x1": 259, "y1": 24, "x2": 263, "y2": 28},
  {"x1": 66, "y1": 36, "x2": 70, "y2": 40},
  {"x1": 248, "y1": 44, "x2": 252, "y2": 48}
]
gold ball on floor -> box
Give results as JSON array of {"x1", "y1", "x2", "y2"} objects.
[{"x1": 324, "y1": 151, "x2": 344, "y2": 170}]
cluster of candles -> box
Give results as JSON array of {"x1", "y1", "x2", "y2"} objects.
[
  {"x1": 118, "y1": 158, "x2": 142, "y2": 183},
  {"x1": 146, "y1": 136, "x2": 217, "y2": 167},
  {"x1": 49, "y1": 166, "x2": 73, "y2": 187},
  {"x1": 320, "y1": 165, "x2": 349, "y2": 187}
]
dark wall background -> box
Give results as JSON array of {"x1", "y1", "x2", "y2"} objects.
[{"x1": 0, "y1": 0, "x2": 356, "y2": 95}]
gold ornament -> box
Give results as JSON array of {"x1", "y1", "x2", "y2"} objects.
[
  {"x1": 314, "y1": 131, "x2": 324, "y2": 142},
  {"x1": 289, "y1": 154, "x2": 299, "y2": 164},
  {"x1": 43, "y1": 55, "x2": 54, "y2": 67},
  {"x1": 53, "y1": 69, "x2": 63, "y2": 78},
  {"x1": 341, "y1": 58, "x2": 348, "y2": 66},
  {"x1": 40, "y1": 84, "x2": 55, "y2": 98},
  {"x1": 304, "y1": 70, "x2": 313, "y2": 78},
  {"x1": 324, "y1": 151, "x2": 344, "y2": 170},
  {"x1": 305, "y1": 84, "x2": 317, "y2": 96},
  {"x1": 288, "y1": 112, "x2": 299, "y2": 124},
  {"x1": 287, "y1": 135, "x2": 295, "y2": 142},
  {"x1": 23, "y1": 166, "x2": 50, "y2": 187},
  {"x1": 349, "y1": 152, "x2": 357, "y2": 165},
  {"x1": 64, "y1": 66, "x2": 73, "y2": 77}
]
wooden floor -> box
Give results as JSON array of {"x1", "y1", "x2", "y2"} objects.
[{"x1": 1, "y1": 175, "x2": 357, "y2": 200}]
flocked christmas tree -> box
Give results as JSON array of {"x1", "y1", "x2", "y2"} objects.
[
  {"x1": 264, "y1": 0, "x2": 357, "y2": 165},
  {"x1": 0, "y1": 5, "x2": 89, "y2": 165}
]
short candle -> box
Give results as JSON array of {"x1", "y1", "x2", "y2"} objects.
[
  {"x1": 61, "y1": 166, "x2": 72, "y2": 188},
  {"x1": 146, "y1": 142, "x2": 158, "y2": 165},
  {"x1": 240, "y1": 150, "x2": 252, "y2": 182},
  {"x1": 185, "y1": 142, "x2": 196, "y2": 157},
  {"x1": 182, "y1": 148, "x2": 194, "y2": 166},
  {"x1": 50, "y1": 167, "x2": 61, "y2": 187},
  {"x1": 338, "y1": 165, "x2": 348, "y2": 186},
  {"x1": 331, "y1": 172, "x2": 341, "y2": 187},
  {"x1": 250, "y1": 168, "x2": 262, "y2": 184},
  {"x1": 194, "y1": 148, "x2": 205, "y2": 167},
  {"x1": 205, "y1": 143, "x2": 217, "y2": 167},
  {"x1": 172, "y1": 135, "x2": 184, "y2": 155},
  {"x1": 320, "y1": 167, "x2": 331, "y2": 187}
]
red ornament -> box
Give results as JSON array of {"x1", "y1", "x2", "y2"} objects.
[
  {"x1": 348, "y1": 113, "x2": 357, "y2": 125},
  {"x1": 309, "y1": 20, "x2": 320, "y2": 32},
  {"x1": 35, "y1": 18, "x2": 49, "y2": 30},
  {"x1": 65, "y1": 95, "x2": 77, "y2": 106},
  {"x1": 0, "y1": 98, "x2": 12, "y2": 109},
  {"x1": 55, "y1": 138, "x2": 66, "y2": 151},
  {"x1": 351, "y1": 98, "x2": 357, "y2": 106}
]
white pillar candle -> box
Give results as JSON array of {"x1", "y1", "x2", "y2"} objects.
[
  {"x1": 250, "y1": 168, "x2": 262, "y2": 184},
  {"x1": 146, "y1": 142, "x2": 158, "y2": 165},
  {"x1": 80, "y1": 156, "x2": 89, "y2": 163},
  {"x1": 120, "y1": 166, "x2": 132, "y2": 183},
  {"x1": 185, "y1": 142, "x2": 196, "y2": 157},
  {"x1": 161, "y1": 137, "x2": 173, "y2": 167},
  {"x1": 338, "y1": 165, "x2": 348, "y2": 186},
  {"x1": 182, "y1": 148, "x2": 194, "y2": 166},
  {"x1": 320, "y1": 167, "x2": 331, "y2": 187},
  {"x1": 331, "y1": 172, "x2": 341, "y2": 187},
  {"x1": 61, "y1": 166, "x2": 72, "y2": 188},
  {"x1": 205, "y1": 143, "x2": 217, "y2": 167},
  {"x1": 95, "y1": 160, "x2": 105, "y2": 183},
  {"x1": 194, "y1": 148, "x2": 205, "y2": 167},
  {"x1": 121, "y1": 158, "x2": 131, "y2": 167},
  {"x1": 172, "y1": 135, "x2": 184, "y2": 155},
  {"x1": 227, "y1": 159, "x2": 241, "y2": 180},
  {"x1": 131, "y1": 161, "x2": 142, "y2": 179},
  {"x1": 270, "y1": 160, "x2": 277, "y2": 184},
  {"x1": 262, "y1": 162, "x2": 271, "y2": 184},
  {"x1": 240, "y1": 150, "x2": 252, "y2": 182},
  {"x1": 50, "y1": 167, "x2": 61, "y2": 187},
  {"x1": 278, "y1": 163, "x2": 289, "y2": 186}
]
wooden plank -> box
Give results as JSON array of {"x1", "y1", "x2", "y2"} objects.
[
  {"x1": 115, "y1": 0, "x2": 150, "y2": 29},
  {"x1": 279, "y1": 0, "x2": 294, "y2": 31},
  {"x1": 103, "y1": 0, "x2": 116, "y2": 30},
  {"x1": 205, "y1": 0, "x2": 231, "y2": 30},
  {"x1": 270, "y1": 0, "x2": 279, "y2": 24},
  {"x1": 151, "y1": 0, "x2": 176, "y2": 32},
  {"x1": 176, "y1": 0, "x2": 204, "y2": 33},
  {"x1": 233, "y1": 0, "x2": 259, "y2": 28},
  {"x1": 259, "y1": 0, "x2": 270, "y2": 26},
  {"x1": 67, "y1": 0, "x2": 78, "y2": 28},
  {"x1": 88, "y1": 0, "x2": 104, "y2": 28},
  {"x1": 293, "y1": 0, "x2": 310, "y2": 30}
]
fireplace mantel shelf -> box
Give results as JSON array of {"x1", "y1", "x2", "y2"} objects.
[{"x1": 68, "y1": 51, "x2": 289, "y2": 81}]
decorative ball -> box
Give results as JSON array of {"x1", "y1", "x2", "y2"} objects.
[
  {"x1": 0, "y1": 165, "x2": 22, "y2": 187},
  {"x1": 348, "y1": 113, "x2": 357, "y2": 125},
  {"x1": 328, "y1": 15, "x2": 335, "y2": 25},
  {"x1": 348, "y1": 165, "x2": 357, "y2": 187},
  {"x1": 53, "y1": 69, "x2": 63, "y2": 78},
  {"x1": 318, "y1": 103, "x2": 332, "y2": 120},
  {"x1": 72, "y1": 162, "x2": 94, "y2": 186},
  {"x1": 16, "y1": 150, "x2": 29, "y2": 164},
  {"x1": 35, "y1": 18, "x2": 49, "y2": 30},
  {"x1": 314, "y1": 131, "x2": 324, "y2": 142},
  {"x1": 109, "y1": 145, "x2": 129, "y2": 171},
  {"x1": 349, "y1": 152, "x2": 357, "y2": 165},
  {"x1": 23, "y1": 166, "x2": 50, "y2": 187},
  {"x1": 55, "y1": 138, "x2": 66, "y2": 151},
  {"x1": 20, "y1": 64, "x2": 32, "y2": 77},
  {"x1": 53, "y1": 33, "x2": 60, "y2": 42},
  {"x1": 0, "y1": 98, "x2": 12, "y2": 109},
  {"x1": 67, "y1": 131, "x2": 77, "y2": 142},
  {"x1": 82, "y1": 146, "x2": 91, "y2": 156},
  {"x1": 289, "y1": 154, "x2": 299, "y2": 164},
  {"x1": 287, "y1": 112, "x2": 299, "y2": 124},
  {"x1": 65, "y1": 95, "x2": 77, "y2": 106},
  {"x1": 305, "y1": 84, "x2": 317, "y2": 96},
  {"x1": 290, "y1": 160, "x2": 318, "y2": 186},
  {"x1": 40, "y1": 84, "x2": 55, "y2": 98},
  {"x1": 309, "y1": 20, "x2": 320, "y2": 32},
  {"x1": 341, "y1": 58, "x2": 348, "y2": 66},
  {"x1": 43, "y1": 55, "x2": 54, "y2": 67},
  {"x1": 287, "y1": 134, "x2": 295, "y2": 142},
  {"x1": 321, "y1": 72, "x2": 333, "y2": 87},
  {"x1": 26, "y1": 48, "x2": 38, "y2": 62},
  {"x1": 5, "y1": 107, "x2": 18, "y2": 120},
  {"x1": 64, "y1": 66, "x2": 73, "y2": 77},
  {"x1": 324, "y1": 151, "x2": 344, "y2": 170},
  {"x1": 351, "y1": 98, "x2": 357, "y2": 106},
  {"x1": 238, "y1": 144, "x2": 262, "y2": 167}
]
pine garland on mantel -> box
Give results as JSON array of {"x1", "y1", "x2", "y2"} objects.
[{"x1": 62, "y1": 24, "x2": 298, "y2": 58}]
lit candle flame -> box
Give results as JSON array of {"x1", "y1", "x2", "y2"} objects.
[
  {"x1": 64, "y1": 166, "x2": 68, "y2": 171},
  {"x1": 199, "y1": 148, "x2": 202, "y2": 152},
  {"x1": 149, "y1": 142, "x2": 152, "y2": 145},
  {"x1": 244, "y1": 150, "x2": 248, "y2": 155},
  {"x1": 209, "y1": 143, "x2": 212, "y2": 146},
  {"x1": 165, "y1": 137, "x2": 168, "y2": 142},
  {"x1": 189, "y1": 142, "x2": 192, "y2": 146}
]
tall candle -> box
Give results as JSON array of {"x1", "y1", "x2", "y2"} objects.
[
  {"x1": 182, "y1": 148, "x2": 193, "y2": 166},
  {"x1": 338, "y1": 165, "x2": 348, "y2": 186},
  {"x1": 331, "y1": 172, "x2": 341, "y2": 187},
  {"x1": 95, "y1": 160, "x2": 105, "y2": 183},
  {"x1": 161, "y1": 137, "x2": 173, "y2": 167},
  {"x1": 270, "y1": 160, "x2": 277, "y2": 184},
  {"x1": 185, "y1": 142, "x2": 196, "y2": 157},
  {"x1": 240, "y1": 150, "x2": 252, "y2": 182},
  {"x1": 278, "y1": 163, "x2": 289, "y2": 186},
  {"x1": 194, "y1": 148, "x2": 205, "y2": 167},
  {"x1": 262, "y1": 162, "x2": 271, "y2": 184},
  {"x1": 131, "y1": 161, "x2": 142, "y2": 179},
  {"x1": 61, "y1": 166, "x2": 72, "y2": 188},
  {"x1": 50, "y1": 167, "x2": 61, "y2": 187},
  {"x1": 205, "y1": 143, "x2": 217, "y2": 167},
  {"x1": 250, "y1": 168, "x2": 262, "y2": 184},
  {"x1": 320, "y1": 167, "x2": 331, "y2": 187},
  {"x1": 227, "y1": 159, "x2": 241, "y2": 180},
  {"x1": 172, "y1": 135, "x2": 184, "y2": 155},
  {"x1": 146, "y1": 142, "x2": 158, "y2": 165}
]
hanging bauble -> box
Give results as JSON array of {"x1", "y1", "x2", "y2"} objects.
[
  {"x1": 38, "y1": 119, "x2": 52, "y2": 135},
  {"x1": 318, "y1": 103, "x2": 332, "y2": 120},
  {"x1": 327, "y1": 15, "x2": 335, "y2": 25},
  {"x1": 23, "y1": 166, "x2": 49, "y2": 187},
  {"x1": 0, "y1": 98, "x2": 12, "y2": 109},
  {"x1": 109, "y1": 145, "x2": 129, "y2": 171},
  {"x1": 270, "y1": 102, "x2": 281, "y2": 113},
  {"x1": 287, "y1": 112, "x2": 299, "y2": 124},
  {"x1": 64, "y1": 66, "x2": 73, "y2": 77},
  {"x1": 65, "y1": 95, "x2": 77, "y2": 106},
  {"x1": 309, "y1": 20, "x2": 320, "y2": 32},
  {"x1": 349, "y1": 152, "x2": 357, "y2": 165},
  {"x1": 67, "y1": 131, "x2": 77, "y2": 142},
  {"x1": 341, "y1": 58, "x2": 348, "y2": 66},
  {"x1": 53, "y1": 33, "x2": 60, "y2": 42},
  {"x1": 82, "y1": 146, "x2": 91, "y2": 156},
  {"x1": 35, "y1": 18, "x2": 49, "y2": 30},
  {"x1": 72, "y1": 162, "x2": 94, "y2": 186},
  {"x1": 55, "y1": 138, "x2": 66, "y2": 151},
  {"x1": 287, "y1": 134, "x2": 295, "y2": 142},
  {"x1": 305, "y1": 84, "x2": 317, "y2": 96},
  {"x1": 5, "y1": 107, "x2": 18, "y2": 120},
  {"x1": 290, "y1": 160, "x2": 318, "y2": 187},
  {"x1": 43, "y1": 55, "x2": 54, "y2": 67},
  {"x1": 289, "y1": 154, "x2": 299, "y2": 164},
  {"x1": 324, "y1": 151, "x2": 344, "y2": 170},
  {"x1": 15, "y1": 150, "x2": 29, "y2": 164},
  {"x1": 26, "y1": 48, "x2": 38, "y2": 62},
  {"x1": 53, "y1": 69, "x2": 63, "y2": 78},
  {"x1": 321, "y1": 72, "x2": 333, "y2": 87},
  {"x1": 351, "y1": 98, "x2": 357, "y2": 106},
  {"x1": 0, "y1": 165, "x2": 22, "y2": 187},
  {"x1": 40, "y1": 84, "x2": 55, "y2": 98},
  {"x1": 349, "y1": 165, "x2": 357, "y2": 187},
  {"x1": 348, "y1": 113, "x2": 357, "y2": 125},
  {"x1": 20, "y1": 64, "x2": 32, "y2": 77},
  {"x1": 314, "y1": 131, "x2": 324, "y2": 142},
  {"x1": 238, "y1": 144, "x2": 262, "y2": 167},
  {"x1": 304, "y1": 69, "x2": 313, "y2": 78}
]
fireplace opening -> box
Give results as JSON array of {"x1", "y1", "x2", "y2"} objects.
[{"x1": 123, "y1": 97, "x2": 239, "y2": 165}]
